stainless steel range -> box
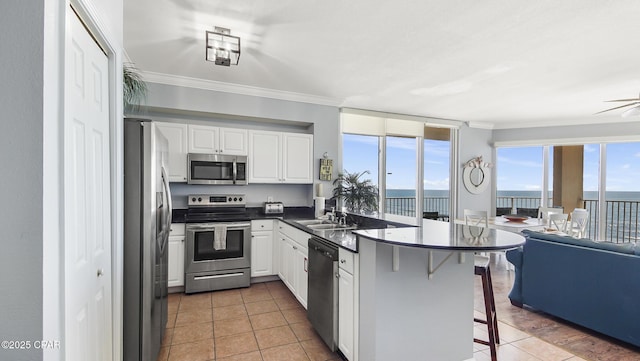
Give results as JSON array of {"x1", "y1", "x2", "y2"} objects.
[{"x1": 184, "y1": 194, "x2": 251, "y2": 294}]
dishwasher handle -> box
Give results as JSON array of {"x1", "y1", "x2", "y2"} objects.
[{"x1": 309, "y1": 237, "x2": 338, "y2": 260}]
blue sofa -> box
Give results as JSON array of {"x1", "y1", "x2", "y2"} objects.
[{"x1": 506, "y1": 230, "x2": 640, "y2": 348}]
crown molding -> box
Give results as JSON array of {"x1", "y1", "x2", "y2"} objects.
[{"x1": 141, "y1": 71, "x2": 342, "y2": 107}]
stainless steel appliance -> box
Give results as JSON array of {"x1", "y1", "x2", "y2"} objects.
[
  {"x1": 263, "y1": 201, "x2": 284, "y2": 215},
  {"x1": 184, "y1": 194, "x2": 251, "y2": 293},
  {"x1": 307, "y1": 236, "x2": 339, "y2": 351},
  {"x1": 123, "y1": 119, "x2": 172, "y2": 361},
  {"x1": 187, "y1": 153, "x2": 247, "y2": 185}
]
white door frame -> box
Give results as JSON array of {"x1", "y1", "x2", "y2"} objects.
[{"x1": 42, "y1": 1, "x2": 123, "y2": 360}]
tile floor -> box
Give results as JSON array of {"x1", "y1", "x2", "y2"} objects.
[
  {"x1": 158, "y1": 281, "x2": 343, "y2": 361},
  {"x1": 159, "y1": 257, "x2": 640, "y2": 361}
]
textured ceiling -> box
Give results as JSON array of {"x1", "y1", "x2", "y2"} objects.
[{"x1": 124, "y1": 0, "x2": 640, "y2": 128}]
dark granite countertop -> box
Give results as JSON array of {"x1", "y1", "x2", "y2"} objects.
[
  {"x1": 353, "y1": 223, "x2": 525, "y2": 251},
  {"x1": 172, "y1": 207, "x2": 415, "y2": 253}
]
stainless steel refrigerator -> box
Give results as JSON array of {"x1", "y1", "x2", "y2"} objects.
[{"x1": 123, "y1": 118, "x2": 172, "y2": 361}]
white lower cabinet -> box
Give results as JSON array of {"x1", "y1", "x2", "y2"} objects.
[
  {"x1": 168, "y1": 223, "x2": 185, "y2": 288},
  {"x1": 251, "y1": 220, "x2": 274, "y2": 277},
  {"x1": 338, "y1": 248, "x2": 358, "y2": 361},
  {"x1": 293, "y1": 246, "x2": 308, "y2": 308},
  {"x1": 278, "y1": 222, "x2": 309, "y2": 309}
]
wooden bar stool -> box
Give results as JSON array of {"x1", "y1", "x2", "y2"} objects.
[{"x1": 474, "y1": 256, "x2": 499, "y2": 361}]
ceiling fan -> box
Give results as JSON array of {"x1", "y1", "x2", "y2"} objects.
[{"x1": 595, "y1": 92, "x2": 640, "y2": 117}]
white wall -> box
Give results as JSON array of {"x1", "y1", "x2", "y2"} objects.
[
  {"x1": 140, "y1": 82, "x2": 341, "y2": 204},
  {"x1": 0, "y1": 1, "x2": 125, "y2": 360},
  {"x1": 457, "y1": 125, "x2": 494, "y2": 218},
  {"x1": 0, "y1": 1, "x2": 44, "y2": 360}
]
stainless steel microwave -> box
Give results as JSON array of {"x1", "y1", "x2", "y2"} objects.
[{"x1": 187, "y1": 153, "x2": 248, "y2": 185}]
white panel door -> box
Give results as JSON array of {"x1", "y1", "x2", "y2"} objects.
[
  {"x1": 249, "y1": 131, "x2": 282, "y2": 183},
  {"x1": 64, "y1": 9, "x2": 112, "y2": 361},
  {"x1": 156, "y1": 122, "x2": 188, "y2": 182},
  {"x1": 188, "y1": 124, "x2": 219, "y2": 153},
  {"x1": 251, "y1": 231, "x2": 273, "y2": 277},
  {"x1": 220, "y1": 127, "x2": 248, "y2": 155},
  {"x1": 167, "y1": 235, "x2": 185, "y2": 287},
  {"x1": 293, "y1": 246, "x2": 308, "y2": 309},
  {"x1": 338, "y1": 268, "x2": 355, "y2": 360},
  {"x1": 283, "y1": 134, "x2": 313, "y2": 183}
]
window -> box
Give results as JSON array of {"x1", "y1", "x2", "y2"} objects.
[
  {"x1": 496, "y1": 146, "x2": 545, "y2": 214},
  {"x1": 385, "y1": 136, "x2": 417, "y2": 217},
  {"x1": 497, "y1": 142, "x2": 640, "y2": 242},
  {"x1": 340, "y1": 110, "x2": 457, "y2": 222},
  {"x1": 424, "y1": 134, "x2": 451, "y2": 219},
  {"x1": 603, "y1": 142, "x2": 640, "y2": 242},
  {"x1": 341, "y1": 134, "x2": 380, "y2": 214}
]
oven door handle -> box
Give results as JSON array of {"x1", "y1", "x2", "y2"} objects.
[{"x1": 187, "y1": 222, "x2": 251, "y2": 230}]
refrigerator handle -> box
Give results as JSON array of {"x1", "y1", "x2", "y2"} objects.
[{"x1": 161, "y1": 166, "x2": 172, "y2": 241}]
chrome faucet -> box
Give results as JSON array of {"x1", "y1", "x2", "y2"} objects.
[
  {"x1": 327, "y1": 207, "x2": 336, "y2": 222},
  {"x1": 338, "y1": 214, "x2": 347, "y2": 226}
]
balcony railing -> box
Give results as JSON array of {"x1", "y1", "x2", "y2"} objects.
[
  {"x1": 385, "y1": 197, "x2": 450, "y2": 218},
  {"x1": 386, "y1": 196, "x2": 639, "y2": 243}
]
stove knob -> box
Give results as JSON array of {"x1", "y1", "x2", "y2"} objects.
[
  {"x1": 191, "y1": 197, "x2": 196, "y2": 202},
  {"x1": 234, "y1": 197, "x2": 238, "y2": 201},
  {"x1": 198, "y1": 197, "x2": 202, "y2": 202},
  {"x1": 228, "y1": 197, "x2": 232, "y2": 202},
  {"x1": 238, "y1": 197, "x2": 243, "y2": 202}
]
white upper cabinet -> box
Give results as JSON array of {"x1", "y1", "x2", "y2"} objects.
[
  {"x1": 188, "y1": 124, "x2": 248, "y2": 155},
  {"x1": 249, "y1": 131, "x2": 282, "y2": 183},
  {"x1": 220, "y1": 128, "x2": 249, "y2": 155},
  {"x1": 283, "y1": 133, "x2": 313, "y2": 183},
  {"x1": 156, "y1": 122, "x2": 188, "y2": 182},
  {"x1": 249, "y1": 130, "x2": 313, "y2": 184}
]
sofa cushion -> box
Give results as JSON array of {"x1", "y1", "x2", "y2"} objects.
[{"x1": 522, "y1": 230, "x2": 638, "y2": 255}]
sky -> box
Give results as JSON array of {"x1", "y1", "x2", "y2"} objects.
[
  {"x1": 343, "y1": 134, "x2": 640, "y2": 192},
  {"x1": 342, "y1": 134, "x2": 450, "y2": 190}
]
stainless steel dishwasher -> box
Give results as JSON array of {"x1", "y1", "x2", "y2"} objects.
[{"x1": 307, "y1": 236, "x2": 339, "y2": 351}]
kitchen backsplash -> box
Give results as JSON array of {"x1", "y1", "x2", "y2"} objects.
[{"x1": 169, "y1": 182, "x2": 315, "y2": 209}]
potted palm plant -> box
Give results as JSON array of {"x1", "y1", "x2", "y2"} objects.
[
  {"x1": 332, "y1": 170, "x2": 379, "y2": 214},
  {"x1": 123, "y1": 63, "x2": 147, "y2": 112}
]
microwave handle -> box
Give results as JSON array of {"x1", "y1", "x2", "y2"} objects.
[{"x1": 233, "y1": 160, "x2": 238, "y2": 184}]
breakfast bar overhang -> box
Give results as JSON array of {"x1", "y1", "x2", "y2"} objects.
[{"x1": 353, "y1": 221, "x2": 525, "y2": 361}]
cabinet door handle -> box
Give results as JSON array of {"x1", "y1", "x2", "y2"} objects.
[
  {"x1": 293, "y1": 245, "x2": 298, "y2": 250},
  {"x1": 304, "y1": 257, "x2": 308, "y2": 272},
  {"x1": 335, "y1": 272, "x2": 340, "y2": 279},
  {"x1": 340, "y1": 259, "x2": 346, "y2": 264}
]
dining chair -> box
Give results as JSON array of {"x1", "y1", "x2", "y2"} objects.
[
  {"x1": 569, "y1": 210, "x2": 589, "y2": 238},
  {"x1": 537, "y1": 207, "x2": 562, "y2": 224},
  {"x1": 464, "y1": 209, "x2": 488, "y2": 227},
  {"x1": 547, "y1": 213, "x2": 568, "y2": 232},
  {"x1": 464, "y1": 209, "x2": 499, "y2": 361}
]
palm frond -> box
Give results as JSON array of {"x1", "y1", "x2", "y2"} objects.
[{"x1": 123, "y1": 63, "x2": 147, "y2": 111}]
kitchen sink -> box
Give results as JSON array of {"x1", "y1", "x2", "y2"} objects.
[
  {"x1": 293, "y1": 219, "x2": 356, "y2": 231},
  {"x1": 306, "y1": 223, "x2": 357, "y2": 231},
  {"x1": 294, "y1": 219, "x2": 327, "y2": 226}
]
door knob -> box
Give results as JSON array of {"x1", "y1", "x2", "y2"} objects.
[{"x1": 97, "y1": 269, "x2": 104, "y2": 277}]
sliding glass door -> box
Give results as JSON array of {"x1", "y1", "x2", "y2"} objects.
[{"x1": 385, "y1": 136, "x2": 417, "y2": 218}]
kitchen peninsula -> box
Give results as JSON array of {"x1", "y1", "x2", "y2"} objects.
[{"x1": 352, "y1": 221, "x2": 525, "y2": 361}]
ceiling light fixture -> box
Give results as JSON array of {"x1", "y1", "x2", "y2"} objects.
[{"x1": 205, "y1": 27, "x2": 240, "y2": 66}]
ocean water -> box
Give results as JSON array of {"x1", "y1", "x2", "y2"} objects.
[
  {"x1": 385, "y1": 189, "x2": 640, "y2": 242},
  {"x1": 386, "y1": 189, "x2": 640, "y2": 201}
]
